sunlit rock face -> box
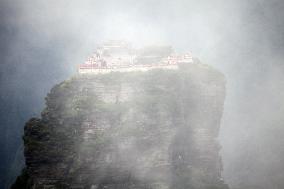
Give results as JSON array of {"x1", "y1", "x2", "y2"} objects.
[{"x1": 12, "y1": 63, "x2": 229, "y2": 189}]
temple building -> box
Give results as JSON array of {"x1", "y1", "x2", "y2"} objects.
[{"x1": 78, "y1": 41, "x2": 194, "y2": 74}]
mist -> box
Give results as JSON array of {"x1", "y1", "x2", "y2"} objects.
[{"x1": 1, "y1": 0, "x2": 284, "y2": 188}]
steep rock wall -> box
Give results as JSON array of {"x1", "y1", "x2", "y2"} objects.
[{"x1": 12, "y1": 63, "x2": 229, "y2": 189}]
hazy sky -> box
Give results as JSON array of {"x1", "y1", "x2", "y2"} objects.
[{"x1": 1, "y1": 0, "x2": 284, "y2": 188}]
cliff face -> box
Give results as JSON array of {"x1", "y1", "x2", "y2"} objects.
[{"x1": 12, "y1": 63, "x2": 229, "y2": 189}]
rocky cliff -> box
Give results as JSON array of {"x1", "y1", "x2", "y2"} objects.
[{"x1": 12, "y1": 63, "x2": 229, "y2": 189}]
